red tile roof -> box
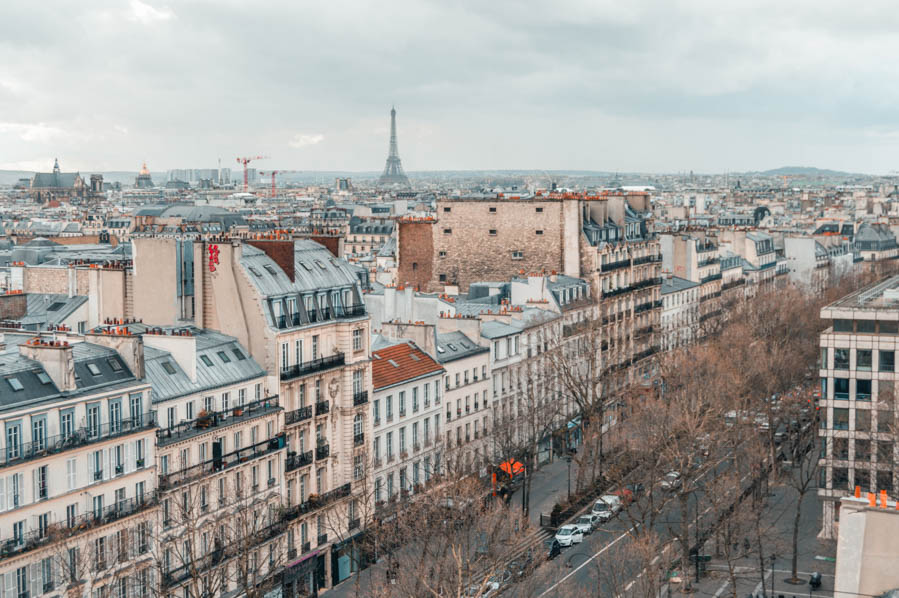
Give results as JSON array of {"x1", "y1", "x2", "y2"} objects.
[{"x1": 371, "y1": 342, "x2": 444, "y2": 390}]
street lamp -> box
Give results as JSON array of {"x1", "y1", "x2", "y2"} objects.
[{"x1": 565, "y1": 454, "x2": 573, "y2": 500}]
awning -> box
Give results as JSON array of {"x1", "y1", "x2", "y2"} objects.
[{"x1": 500, "y1": 459, "x2": 525, "y2": 477}]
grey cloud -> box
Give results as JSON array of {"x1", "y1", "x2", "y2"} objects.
[{"x1": 1, "y1": 0, "x2": 898, "y2": 173}]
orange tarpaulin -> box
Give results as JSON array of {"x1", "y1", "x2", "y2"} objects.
[{"x1": 500, "y1": 459, "x2": 525, "y2": 477}]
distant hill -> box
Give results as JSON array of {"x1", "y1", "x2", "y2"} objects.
[{"x1": 758, "y1": 166, "x2": 853, "y2": 177}]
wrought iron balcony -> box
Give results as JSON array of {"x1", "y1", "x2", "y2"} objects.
[
  {"x1": 158, "y1": 397, "x2": 279, "y2": 446},
  {"x1": 158, "y1": 435, "x2": 286, "y2": 491},
  {"x1": 274, "y1": 305, "x2": 366, "y2": 330},
  {"x1": 286, "y1": 450, "x2": 313, "y2": 472},
  {"x1": 315, "y1": 401, "x2": 330, "y2": 416},
  {"x1": 316, "y1": 444, "x2": 330, "y2": 460},
  {"x1": 280, "y1": 353, "x2": 346, "y2": 382},
  {"x1": 354, "y1": 433, "x2": 365, "y2": 447},
  {"x1": 0, "y1": 492, "x2": 157, "y2": 560},
  {"x1": 2, "y1": 412, "x2": 156, "y2": 470},
  {"x1": 285, "y1": 405, "x2": 313, "y2": 426},
  {"x1": 353, "y1": 390, "x2": 369, "y2": 406},
  {"x1": 280, "y1": 483, "x2": 352, "y2": 522}
]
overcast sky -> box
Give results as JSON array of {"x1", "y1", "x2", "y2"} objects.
[{"x1": 2, "y1": 0, "x2": 899, "y2": 174}]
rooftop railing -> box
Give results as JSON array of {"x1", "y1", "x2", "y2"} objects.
[{"x1": 280, "y1": 353, "x2": 346, "y2": 381}]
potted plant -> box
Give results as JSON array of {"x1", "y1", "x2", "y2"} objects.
[
  {"x1": 233, "y1": 406, "x2": 243, "y2": 417},
  {"x1": 196, "y1": 410, "x2": 212, "y2": 429}
]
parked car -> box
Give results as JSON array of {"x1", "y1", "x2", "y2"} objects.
[
  {"x1": 661, "y1": 471, "x2": 682, "y2": 492},
  {"x1": 592, "y1": 495, "x2": 622, "y2": 521},
  {"x1": 544, "y1": 538, "x2": 561, "y2": 560},
  {"x1": 574, "y1": 513, "x2": 599, "y2": 534},
  {"x1": 463, "y1": 581, "x2": 499, "y2": 598},
  {"x1": 554, "y1": 524, "x2": 584, "y2": 547}
]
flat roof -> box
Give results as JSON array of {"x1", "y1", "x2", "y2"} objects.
[{"x1": 823, "y1": 275, "x2": 899, "y2": 313}]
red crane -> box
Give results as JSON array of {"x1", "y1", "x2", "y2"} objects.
[
  {"x1": 235, "y1": 155, "x2": 269, "y2": 192},
  {"x1": 258, "y1": 170, "x2": 296, "y2": 198}
]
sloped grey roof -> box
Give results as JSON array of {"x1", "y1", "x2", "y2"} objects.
[
  {"x1": 240, "y1": 241, "x2": 359, "y2": 299},
  {"x1": 32, "y1": 172, "x2": 80, "y2": 189},
  {"x1": 435, "y1": 332, "x2": 487, "y2": 363},
  {"x1": 18, "y1": 294, "x2": 87, "y2": 328},
  {"x1": 142, "y1": 327, "x2": 264, "y2": 403},
  {"x1": 661, "y1": 276, "x2": 699, "y2": 295}
]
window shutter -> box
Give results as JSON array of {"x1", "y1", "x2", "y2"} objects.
[
  {"x1": 0, "y1": 477, "x2": 5, "y2": 512},
  {"x1": 15, "y1": 474, "x2": 23, "y2": 506},
  {"x1": 88, "y1": 453, "x2": 95, "y2": 482},
  {"x1": 105, "y1": 448, "x2": 111, "y2": 481},
  {"x1": 125, "y1": 443, "x2": 132, "y2": 474},
  {"x1": 30, "y1": 563, "x2": 40, "y2": 598},
  {"x1": 32, "y1": 469, "x2": 38, "y2": 503}
]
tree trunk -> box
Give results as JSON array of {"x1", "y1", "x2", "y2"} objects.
[{"x1": 791, "y1": 488, "x2": 804, "y2": 581}]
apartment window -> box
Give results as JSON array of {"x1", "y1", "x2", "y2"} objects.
[
  {"x1": 353, "y1": 455, "x2": 363, "y2": 480},
  {"x1": 536, "y1": 207, "x2": 543, "y2": 213},
  {"x1": 857, "y1": 350, "x2": 873, "y2": 371},
  {"x1": 881, "y1": 321, "x2": 899, "y2": 334},
  {"x1": 535, "y1": 230, "x2": 543, "y2": 235},
  {"x1": 312, "y1": 335, "x2": 319, "y2": 359},
  {"x1": 443, "y1": 207, "x2": 451, "y2": 213},
  {"x1": 512, "y1": 250, "x2": 523, "y2": 259},
  {"x1": 488, "y1": 229, "x2": 497, "y2": 236},
  {"x1": 488, "y1": 206, "x2": 497, "y2": 213},
  {"x1": 423, "y1": 418, "x2": 430, "y2": 443},
  {"x1": 60, "y1": 410, "x2": 74, "y2": 440},
  {"x1": 87, "y1": 404, "x2": 100, "y2": 438},
  {"x1": 856, "y1": 379, "x2": 872, "y2": 400},
  {"x1": 400, "y1": 467, "x2": 407, "y2": 491},
  {"x1": 439, "y1": 251, "x2": 447, "y2": 258},
  {"x1": 374, "y1": 399, "x2": 381, "y2": 425},
  {"x1": 316, "y1": 467, "x2": 324, "y2": 493},
  {"x1": 353, "y1": 329, "x2": 363, "y2": 351},
  {"x1": 856, "y1": 409, "x2": 871, "y2": 432},
  {"x1": 857, "y1": 320, "x2": 876, "y2": 334},
  {"x1": 834, "y1": 378, "x2": 850, "y2": 400},
  {"x1": 387, "y1": 473, "x2": 394, "y2": 497},
  {"x1": 399, "y1": 391, "x2": 406, "y2": 416},
  {"x1": 832, "y1": 408, "x2": 849, "y2": 430},
  {"x1": 833, "y1": 319, "x2": 852, "y2": 332},
  {"x1": 443, "y1": 228, "x2": 452, "y2": 234},
  {"x1": 412, "y1": 387, "x2": 419, "y2": 413},
  {"x1": 880, "y1": 350, "x2": 895, "y2": 372},
  {"x1": 439, "y1": 274, "x2": 447, "y2": 282},
  {"x1": 315, "y1": 379, "x2": 322, "y2": 402},
  {"x1": 386, "y1": 395, "x2": 393, "y2": 419},
  {"x1": 412, "y1": 422, "x2": 419, "y2": 448},
  {"x1": 281, "y1": 343, "x2": 289, "y2": 370},
  {"x1": 386, "y1": 432, "x2": 394, "y2": 459},
  {"x1": 36, "y1": 464, "x2": 48, "y2": 499},
  {"x1": 353, "y1": 370, "x2": 364, "y2": 396},
  {"x1": 399, "y1": 427, "x2": 406, "y2": 454}
]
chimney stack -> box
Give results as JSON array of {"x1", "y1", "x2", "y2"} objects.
[
  {"x1": 86, "y1": 329, "x2": 145, "y2": 379},
  {"x1": 19, "y1": 338, "x2": 76, "y2": 391}
]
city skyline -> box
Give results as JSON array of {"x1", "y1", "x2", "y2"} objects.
[{"x1": 3, "y1": 1, "x2": 899, "y2": 174}]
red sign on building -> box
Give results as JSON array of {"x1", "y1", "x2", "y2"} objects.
[{"x1": 208, "y1": 244, "x2": 220, "y2": 273}]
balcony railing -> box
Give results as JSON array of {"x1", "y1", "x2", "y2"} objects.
[
  {"x1": 353, "y1": 390, "x2": 369, "y2": 406},
  {"x1": 2, "y1": 412, "x2": 157, "y2": 469},
  {"x1": 600, "y1": 259, "x2": 630, "y2": 273},
  {"x1": 315, "y1": 401, "x2": 330, "y2": 416},
  {"x1": 280, "y1": 353, "x2": 346, "y2": 382},
  {"x1": 700, "y1": 272, "x2": 723, "y2": 285},
  {"x1": 158, "y1": 434, "x2": 286, "y2": 491},
  {"x1": 316, "y1": 444, "x2": 330, "y2": 460},
  {"x1": 280, "y1": 483, "x2": 352, "y2": 522},
  {"x1": 274, "y1": 304, "x2": 366, "y2": 330},
  {"x1": 286, "y1": 450, "x2": 313, "y2": 472},
  {"x1": 284, "y1": 405, "x2": 313, "y2": 426},
  {"x1": 158, "y1": 398, "x2": 279, "y2": 446},
  {"x1": 0, "y1": 493, "x2": 157, "y2": 560},
  {"x1": 354, "y1": 433, "x2": 365, "y2": 447},
  {"x1": 632, "y1": 254, "x2": 662, "y2": 266},
  {"x1": 318, "y1": 534, "x2": 328, "y2": 545}
]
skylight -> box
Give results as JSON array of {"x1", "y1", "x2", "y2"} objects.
[
  {"x1": 436, "y1": 346, "x2": 445, "y2": 353},
  {"x1": 409, "y1": 354, "x2": 421, "y2": 361},
  {"x1": 232, "y1": 348, "x2": 246, "y2": 361},
  {"x1": 161, "y1": 361, "x2": 177, "y2": 375},
  {"x1": 217, "y1": 350, "x2": 231, "y2": 363},
  {"x1": 447, "y1": 344, "x2": 457, "y2": 351},
  {"x1": 86, "y1": 363, "x2": 102, "y2": 376},
  {"x1": 36, "y1": 372, "x2": 51, "y2": 385},
  {"x1": 263, "y1": 265, "x2": 278, "y2": 276},
  {"x1": 6, "y1": 377, "x2": 23, "y2": 391},
  {"x1": 388, "y1": 359, "x2": 399, "y2": 368},
  {"x1": 315, "y1": 260, "x2": 327, "y2": 270},
  {"x1": 299, "y1": 262, "x2": 312, "y2": 271},
  {"x1": 47, "y1": 302, "x2": 65, "y2": 312},
  {"x1": 248, "y1": 267, "x2": 262, "y2": 277},
  {"x1": 200, "y1": 355, "x2": 214, "y2": 367},
  {"x1": 108, "y1": 358, "x2": 123, "y2": 372}
]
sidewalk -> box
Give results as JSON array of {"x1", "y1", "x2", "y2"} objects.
[
  {"x1": 508, "y1": 454, "x2": 582, "y2": 526},
  {"x1": 670, "y1": 482, "x2": 836, "y2": 597}
]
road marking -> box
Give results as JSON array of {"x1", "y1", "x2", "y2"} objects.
[
  {"x1": 538, "y1": 523, "x2": 639, "y2": 597},
  {"x1": 752, "y1": 568, "x2": 772, "y2": 596},
  {"x1": 713, "y1": 578, "x2": 730, "y2": 597}
]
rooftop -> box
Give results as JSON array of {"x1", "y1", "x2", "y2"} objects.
[
  {"x1": 371, "y1": 341, "x2": 444, "y2": 390},
  {"x1": 823, "y1": 275, "x2": 899, "y2": 313}
]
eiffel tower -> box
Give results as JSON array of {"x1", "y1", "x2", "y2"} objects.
[{"x1": 378, "y1": 106, "x2": 410, "y2": 186}]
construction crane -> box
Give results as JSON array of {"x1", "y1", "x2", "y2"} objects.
[
  {"x1": 258, "y1": 170, "x2": 296, "y2": 198},
  {"x1": 235, "y1": 155, "x2": 269, "y2": 192}
]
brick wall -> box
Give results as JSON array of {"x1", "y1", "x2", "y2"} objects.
[
  {"x1": 0, "y1": 294, "x2": 27, "y2": 320},
  {"x1": 246, "y1": 239, "x2": 295, "y2": 282},
  {"x1": 429, "y1": 198, "x2": 564, "y2": 291},
  {"x1": 397, "y1": 221, "x2": 434, "y2": 291}
]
